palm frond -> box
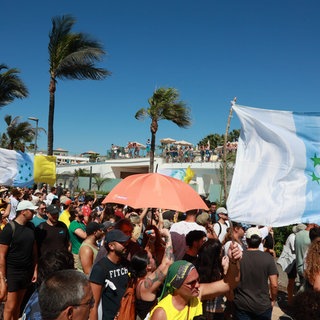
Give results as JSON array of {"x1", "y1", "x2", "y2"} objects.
[
  {"x1": 0, "y1": 65, "x2": 29, "y2": 107},
  {"x1": 135, "y1": 108, "x2": 148, "y2": 120}
]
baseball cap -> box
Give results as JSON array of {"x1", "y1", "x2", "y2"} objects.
[
  {"x1": 60, "y1": 197, "x2": 72, "y2": 206},
  {"x1": 46, "y1": 204, "x2": 60, "y2": 215},
  {"x1": 196, "y1": 212, "x2": 209, "y2": 226},
  {"x1": 231, "y1": 221, "x2": 249, "y2": 230},
  {"x1": 245, "y1": 227, "x2": 261, "y2": 239},
  {"x1": 16, "y1": 200, "x2": 38, "y2": 212},
  {"x1": 0, "y1": 187, "x2": 8, "y2": 193},
  {"x1": 86, "y1": 222, "x2": 106, "y2": 235},
  {"x1": 292, "y1": 223, "x2": 307, "y2": 234},
  {"x1": 216, "y1": 207, "x2": 228, "y2": 215},
  {"x1": 103, "y1": 221, "x2": 115, "y2": 230},
  {"x1": 105, "y1": 229, "x2": 130, "y2": 245},
  {"x1": 129, "y1": 213, "x2": 140, "y2": 225}
]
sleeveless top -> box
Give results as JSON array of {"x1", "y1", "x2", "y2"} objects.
[
  {"x1": 77, "y1": 242, "x2": 98, "y2": 273},
  {"x1": 136, "y1": 298, "x2": 157, "y2": 319},
  {"x1": 148, "y1": 294, "x2": 202, "y2": 319},
  {"x1": 135, "y1": 278, "x2": 157, "y2": 319}
]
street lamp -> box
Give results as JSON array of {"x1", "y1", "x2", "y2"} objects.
[{"x1": 28, "y1": 117, "x2": 39, "y2": 155}]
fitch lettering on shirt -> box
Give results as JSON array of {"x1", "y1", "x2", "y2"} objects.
[{"x1": 109, "y1": 267, "x2": 128, "y2": 278}]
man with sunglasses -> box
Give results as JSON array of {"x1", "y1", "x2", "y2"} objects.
[
  {"x1": 0, "y1": 200, "x2": 38, "y2": 320},
  {"x1": 39, "y1": 269, "x2": 94, "y2": 320},
  {"x1": 31, "y1": 201, "x2": 47, "y2": 227},
  {"x1": 149, "y1": 242, "x2": 242, "y2": 320}
]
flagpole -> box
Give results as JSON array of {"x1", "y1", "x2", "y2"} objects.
[{"x1": 223, "y1": 97, "x2": 237, "y2": 203}]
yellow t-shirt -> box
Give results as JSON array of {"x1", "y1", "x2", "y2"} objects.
[
  {"x1": 149, "y1": 294, "x2": 202, "y2": 319},
  {"x1": 58, "y1": 210, "x2": 71, "y2": 228}
]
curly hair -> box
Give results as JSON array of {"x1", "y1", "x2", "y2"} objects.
[
  {"x1": 292, "y1": 290, "x2": 320, "y2": 320},
  {"x1": 304, "y1": 238, "x2": 320, "y2": 285}
]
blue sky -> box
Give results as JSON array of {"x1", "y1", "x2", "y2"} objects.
[{"x1": 1, "y1": 0, "x2": 320, "y2": 155}]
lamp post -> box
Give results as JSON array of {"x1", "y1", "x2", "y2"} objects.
[{"x1": 28, "y1": 117, "x2": 39, "y2": 155}]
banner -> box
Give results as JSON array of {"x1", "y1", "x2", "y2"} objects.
[
  {"x1": 0, "y1": 148, "x2": 56, "y2": 187},
  {"x1": 34, "y1": 155, "x2": 57, "y2": 186},
  {"x1": 157, "y1": 166, "x2": 195, "y2": 184},
  {"x1": 227, "y1": 104, "x2": 320, "y2": 227}
]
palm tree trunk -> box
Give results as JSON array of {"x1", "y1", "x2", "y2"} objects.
[
  {"x1": 149, "y1": 132, "x2": 156, "y2": 173},
  {"x1": 48, "y1": 77, "x2": 56, "y2": 156},
  {"x1": 149, "y1": 120, "x2": 158, "y2": 173}
]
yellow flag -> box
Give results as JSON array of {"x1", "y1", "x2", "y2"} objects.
[
  {"x1": 34, "y1": 155, "x2": 56, "y2": 185},
  {"x1": 184, "y1": 166, "x2": 195, "y2": 184}
]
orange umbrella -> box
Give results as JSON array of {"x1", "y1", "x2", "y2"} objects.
[{"x1": 102, "y1": 173, "x2": 208, "y2": 212}]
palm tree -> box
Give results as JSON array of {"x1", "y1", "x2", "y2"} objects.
[
  {"x1": 47, "y1": 15, "x2": 111, "y2": 155},
  {"x1": 2, "y1": 115, "x2": 34, "y2": 150},
  {"x1": 74, "y1": 168, "x2": 90, "y2": 177},
  {"x1": 0, "y1": 64, "x2": 28, "y2": 107},
  {"x1": 228, "y1": 129, "x2": 240, "y2": 142},
  {"x1": 92, "y1": 175, "x2": 111, "y2": 191},
  {"x1": 135, "y1": 87, "x2": 191, "y2": 173},
  {"x1": 199, "y1": 133, "x2": 224, "y2": 150}
]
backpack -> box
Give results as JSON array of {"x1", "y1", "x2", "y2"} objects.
[
  {"x1": 215, "y1": 222, "x2": 222, "y2": 238},
  {"x1": 114, "y1": 278, "x2": 136, "y2": 320}
]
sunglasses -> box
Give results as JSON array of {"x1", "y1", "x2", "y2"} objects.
[{"x1": 72, "y1": 296, "x2": 95, "y2": 309}]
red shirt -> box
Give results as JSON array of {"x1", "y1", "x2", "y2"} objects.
[{"x1": 82, "y1": 204, "x2": 92, "y2": 217}]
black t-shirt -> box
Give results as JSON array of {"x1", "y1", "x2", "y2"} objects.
[
  {"x1": 263, "y1": 233, "x2": 274, "y2": 250},
  {"x1": 35, "y1": 221, "x2": 70, "y2": 256},
  {"x1": 89, "y1": 256, "x2": 129, "y2": 320},
  {"x1": 0, "y1": 221, "x2": 35, "y2": 270},
  {"x1": 234, "y1": 250, "x2": 278, "y2": 314},
  {"x1": 182, "y1": 253, "x2": 197, "y2": 264}
]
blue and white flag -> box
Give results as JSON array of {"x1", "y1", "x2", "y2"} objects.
[
  {"x1": 227, "y1": 104, "x2": 320, "y2": 227},
  {"x1": 0, "y1": 148, "x2": 34, "y2": 187}
]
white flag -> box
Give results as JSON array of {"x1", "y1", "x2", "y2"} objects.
[
  {"x1": 0, "y1": 148, "x2": 34, "y2": 187},
  {"x1": 227, "y1": 104, "x2": 320, "y2": 227}
]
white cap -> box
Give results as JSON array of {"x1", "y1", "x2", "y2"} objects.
[
  {"x1": 16, "y1": 200, "x2": 38, "y2": 212},
  {"x1": 216, "y1": 207, "x2": 228, "y2": 215},
  {"x1": 245, "y1": 227, "x2": 261, "y2": 239}
]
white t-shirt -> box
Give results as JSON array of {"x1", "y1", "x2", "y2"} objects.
[
  {"x1": 213, "y1": 221, "x2": 229, "y2": 242},
  {"x1": 9, "y1": 196, "x2": 19, "y2": 221},
  {"x1": 258, "y1": 226, "x2": 269, "y2": 251},
  {"x1": 45, "y1": 193, "x2": 58, "y2": 206}
]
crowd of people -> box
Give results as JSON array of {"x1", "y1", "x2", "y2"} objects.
[
  {"x1": 111, "y1": 140, "x2": 151, "y2": 159},
  {"x1": 0, "y1": 185, "x2": 318, "y2": 320},
  {"x1": 109, "y1": 140, "x2": 236, "y2": 163}
]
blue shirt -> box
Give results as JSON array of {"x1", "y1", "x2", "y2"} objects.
[{"x1": 22, "y1": 290, "x2": 41, "y2": 320}]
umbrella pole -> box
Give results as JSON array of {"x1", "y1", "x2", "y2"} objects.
[{"x1": 151, "y1": 208, "x2": 154, "y2": 225}]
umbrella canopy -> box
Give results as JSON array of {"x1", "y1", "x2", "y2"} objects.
[
  {"x1": 132, "y1": 142, "x2": 146, "y2": 149},
  {"x1": 174, "y1": 140, "x2": 193, "y2": 146},
  {"x1": 160, "y1": 137, "x2": 176, "y2": 144},
  {"x1": 102, "y1": 173, "x2": 208, "y2": 212}
]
